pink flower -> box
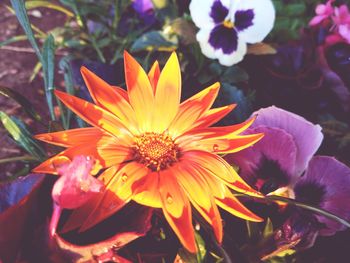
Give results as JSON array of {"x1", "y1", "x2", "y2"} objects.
[
  {"x1": 309, "y1": 0, "x2": 335, "y2": 26},
  {"x1": 333, "y1": 5, "x2": 350, "y2": 43},
  {"x1": 49, "y1": 155, "x2": 104, "y2": 236},
  {"x1": 310, "y1": 0, "x2": 350, "y2": 44}
]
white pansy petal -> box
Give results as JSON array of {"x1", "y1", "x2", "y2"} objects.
[
  {"x1": 217, "y1": 37, "x2": 247, "y2": 66},
  {"x1": 235, "y1": 0, "x2": 275, "y2": 43},
  {"x1": 190, "y1": 0, "x2": 231, "y2": 29},
  {"x1": 197, "y1": 29, "x2": 217, "y2": 59}
]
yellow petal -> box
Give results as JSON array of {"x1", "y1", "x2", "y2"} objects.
[
  {"x1": 81, "y1": 67, "x2": 138, "y2": 133},
  {"x1": 181, "y1": 150, "x2": 262, "y2": 197},
  {"x1": 175, "y1": 162, "x2": 223, "y2": 242},
  {"x1": 148, "y1": 60, "x2": 160, "y2": 94},
  {"x1": 32, "y1": 136, "x2": 132, "y2": 174},
  {"x1": 192, "y1": 104, "x2": 236, "y2": 129},
  {"x1": 132, "y1": 171, "x2": 162, "y2": 208},
  {"x1": 124, "y1": 51, "x2": 155, "y2": 132},
  {"x1": 55, "y1": 90, "x2": 132, "y2": 143},
  {"x1": 152, "y1": 52, "x2": 181, "y2": 133},
  {"x1": 159, "y1": 167, "x2": 197, "y2": 253},
  {"x1": 204, "y1": 174, "x2": 263, "y2": 222},
  {"x1": 169, "y1": 82, "x2": 220, "y2": 137},
  {"x1": 79, "y1": 162, "x2": 149, "y2": 231}
]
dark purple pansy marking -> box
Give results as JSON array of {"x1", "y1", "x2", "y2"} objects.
[
  {"x1": 209, "y1": 25, "x2": 238, "y2": 54},
  {"x1": 294, "y1": 180, "x2": 326, "y2": 207},
  {"x1": 210, "y1": 0, "x2": 228, "y2": 24},
  {"x1": 235, "y1": 9, "x2": 255, "y2": 31},
  {"x1": 254, "y1": 157, "x2": 290, "y2": 195}
]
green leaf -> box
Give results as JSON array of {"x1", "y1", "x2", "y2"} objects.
[
  {"x1": 221, "y1": 66, "x2": 249, "y2": 84},
  {"x1": 10, "y1": 0, "x2": 42, "y2": 60},
  {"x1": 246, "y1": 221, "x2": 260, "y2": 242},
  {"x1": 0, "y1": 35, "x2": 29, "y2": 47},
  {"x1": 131, "y1": 31, "x2": 178, "y2": 52},
  {"x1": 177, "y1": 232, "x2": 206, "y2": 263},
  {"x1": 0, "y1": 86, "x2": 42, "y2": 122},
  {"x1": 42, "y1": 34, "x2": 56, "y2": 121},
  {"x1": 25, "y1": 1, "x2": 74, "y2": 17},
  {"x1": 218, "y1": 83, "x2": 253, "y2": 123},
  {"x1": 263, "y1": 218, "x2": 273, "y2": 238},
  {"x1": 0, "y1": 112, "x2": 46, "y2": 161}
]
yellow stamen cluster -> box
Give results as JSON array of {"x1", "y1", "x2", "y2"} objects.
[
  {"x1": 223, "y1": 20, "x2": 234, "y2": 29},
  {"x1": 133, "y1": 132, "x2": 179, "y2": 171}
]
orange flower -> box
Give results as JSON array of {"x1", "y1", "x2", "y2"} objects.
[{"x1": 33, "y1": 52, "x2": 264, "y2": 253}]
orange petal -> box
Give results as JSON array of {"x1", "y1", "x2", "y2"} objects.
[
  {"x1": 61, "y1": 165, "x2": 120, "y2": 232},
  {"x1": 152, "y1": 53, "x2": 181, "y2": 133},
  {"x1": 55, "y1": 90, "x2": 132, "y2": 143},
  {"x1": 132, "y1": 171, "x2": 162, "y2": 208},
  {"x1": 112, "y1": 86, "x2": 129, "y2": 102},
  {"x1": 181, "y1": 116, "x2": 257, "y2": 141},
  {"x1": 175, "y1": 162, "x2": 223, "y2": 242},
  {"x1": 204, "y1": 174, "x2": 263, "y2": 222},
  {"x1": 192, "y1": 104, "x2": 236, "y2": 129},
  {"x1": 35, "y1": 127, "x2": 104, "y2": 148},
  {"x1": 81, "y1": 67, "x2": 138, "y2": 133},
  {"x1": 80, "y1": 162, "x2": 149, "y2": 231},
  {"x1": 148, "y1": 60, "x2": 160, "y2": 94},
  {"x1": 181, "y1": 150, "x2": 262, "y2": 197},
  {"x1": 124, "y1": 51, "x2": 154, "y2": 132},
  {"x1": 159, "y1": 168, "x2": 197, "y2": 253},
  {"x1": 182, "y1": 133, "x2": 264, "y2": 154},
  {"x1": 169, "y1": 82, "x2": 220, "y2": 137},
  {"x1": 32, "y1": 136, "x2": 132, "y2": 174}
]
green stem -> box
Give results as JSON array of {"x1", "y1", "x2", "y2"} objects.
[
  {"x1": 0, "y1": 155, "x2": 37, "y2": 164},
  {"x1": 234, "y1": 193, "x2": 350, "y2": 229}
]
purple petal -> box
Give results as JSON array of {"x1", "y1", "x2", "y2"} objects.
[
  {"x1": 210, "y1": 0, "x2": 228, "y2": 24},
  {"x1": 209, "y1": 25, "x2": 238, "y2": 54},
  {"x1": 132, "y1": 0, "x2": 153, "y2": 14},
  {"x1": 294, "y1": 156, "x2": 350, "y2": 235},
  {"x1": 252, "y1": 106, "x2": 323, "y2": 176},
  {"x1": 235, "y1": 9, "x2": 255, "y2": 31},
  {"x1": 226, "y1": 126, "x2": 297, "y2": 194}
]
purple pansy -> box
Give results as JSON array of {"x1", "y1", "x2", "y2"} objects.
[
  {"x1": 132, "y1": 0, "x2": 155, "y2": 24},
  {"x1": 189, "y1": 0, "x2": 275, "y2": 66},
  {"x1": 226, "y1": 106, "x2": 350, "y2": 244}
]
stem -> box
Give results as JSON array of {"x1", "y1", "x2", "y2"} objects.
[{"x1": 234, "y1": 193, "x2": 350, "y2": 229}]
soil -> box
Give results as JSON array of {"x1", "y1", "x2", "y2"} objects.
[{"x1": 0, "y1": 0, "x2": 66, "y2": 178}]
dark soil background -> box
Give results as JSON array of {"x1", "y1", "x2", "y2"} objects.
[{"x1": 0, "y1": 1, "x2": 66, "y2": 178}]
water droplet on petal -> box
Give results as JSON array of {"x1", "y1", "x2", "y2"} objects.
[
  {"x1": 121, "y1": 173, "x2": 128, "y2": 182},
  {"x1": 213, "y1": 144, "x2": 219, "y2": 151},
  {"x1": 166, "y1": 194, "x2": 173, "y2": 204}
]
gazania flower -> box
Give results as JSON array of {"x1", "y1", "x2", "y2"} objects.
[
  {"x1": 33, "y1": 52, "x2": 263, "y2": 253},
  {"x1": 189, "y1": 0, "x2": 275, "y2": 66}
]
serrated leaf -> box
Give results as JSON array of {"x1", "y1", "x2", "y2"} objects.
[
  {"x1": 0, "y1": 86, "x2": 42, "y2": 122},
  {"x1": 131, "y1": 30, "x2": 178, "y2": 52},
  {"x1": 0, "y1": 112, "x2": 46, "y2": 161}
]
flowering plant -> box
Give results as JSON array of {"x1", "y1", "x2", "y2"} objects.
[{"x1": 0, "y1": 0, "x2": 350, "y2": 262}]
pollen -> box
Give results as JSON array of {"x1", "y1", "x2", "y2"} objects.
[
  {"x1": 223, "y1": 20, "x2": 234, "y2": 29},
  {"x1": 133, "y1": 132, "x2": 179, "y2": 171}
]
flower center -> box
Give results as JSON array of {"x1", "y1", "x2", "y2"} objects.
[
  {"x1": 133, "y1": 132, "x2": 179, "y2": 171},
  {"x1": 223, "y1": 19, "x2": 234, "y2": 28}
]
